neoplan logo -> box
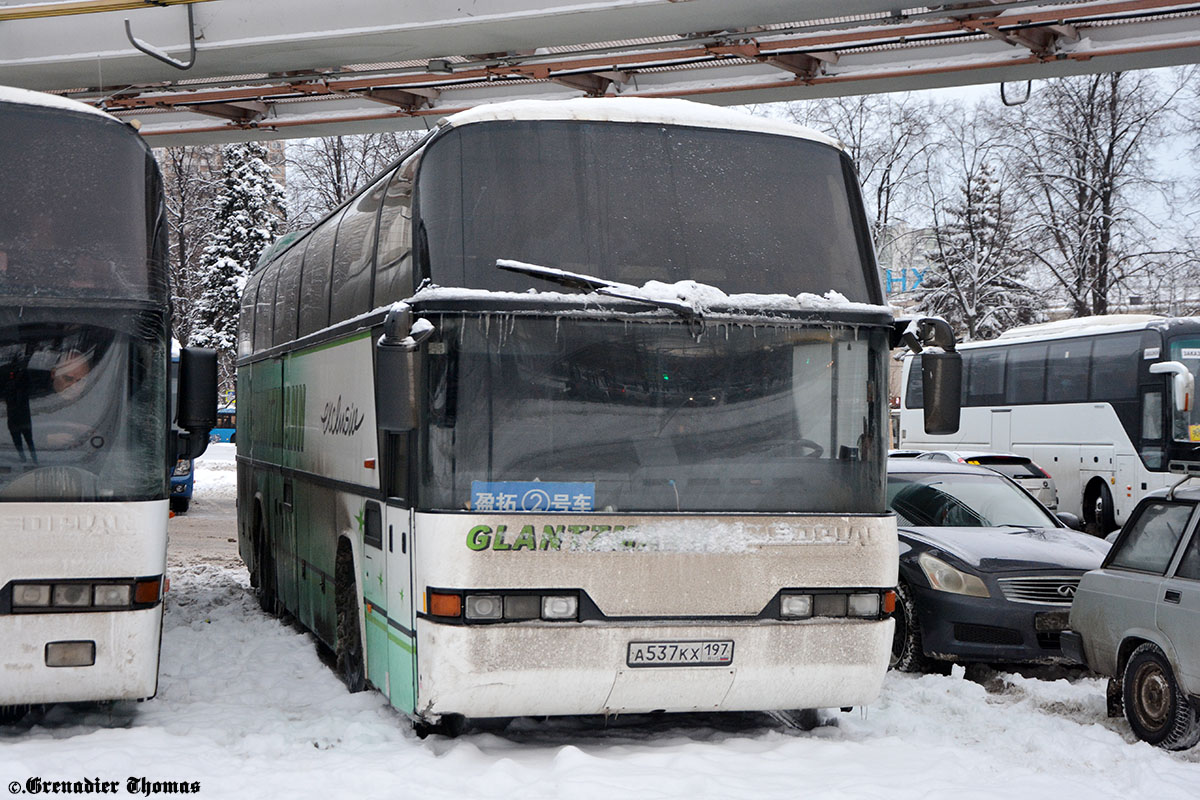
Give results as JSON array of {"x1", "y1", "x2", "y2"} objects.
[{"x1": 321, "y1": 395, "x2": 365, "y2": 437}]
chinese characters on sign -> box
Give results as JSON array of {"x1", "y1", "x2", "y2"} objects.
[{"x1": 471, "y1": 481, "x2": 595, "y2": 512}]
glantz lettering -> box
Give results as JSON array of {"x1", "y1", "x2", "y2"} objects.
[
  {"x1": 466, "y1": 523, "x2": 629, "y2": 552},
  {"x1": 320, "y1": 395, "x2": 365, "y2": 436}
]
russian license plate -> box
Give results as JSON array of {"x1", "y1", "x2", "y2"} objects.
[{"x1": 626, "y1": 640, "x2": 734, "y2": 668}]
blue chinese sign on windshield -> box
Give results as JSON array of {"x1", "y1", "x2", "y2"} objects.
[{"x1": 471, "y1": 481, "x2": 595, "y2": 512}]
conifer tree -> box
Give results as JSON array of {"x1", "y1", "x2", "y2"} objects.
[
  {"x1": 191, "y1": 142, "x2": 285, "y2": 391},
  {"x1": 915, "y1": 161, "x2": 1042, "y2": 340}
]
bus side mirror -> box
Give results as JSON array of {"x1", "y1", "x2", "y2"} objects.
[
  {"x1": 922, "y1": 350, "x2": 962, "y2": 435},
  {"x1": 176, "y1": 347, "x2": 217, "y2": 459},
  {"x1": 376, "y1": 303, "x2": 433, "y2": 432},
  {"x1": 1150, "y1": 361, "x2": 1193, "y2": 412}
]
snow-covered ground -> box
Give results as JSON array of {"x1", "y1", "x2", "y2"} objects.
[{"x1": 3, "y1": 445, "x2": 1199, "y2": 799}]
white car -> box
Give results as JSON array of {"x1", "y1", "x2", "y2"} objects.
[{"x1": 914, "y1": 450, "x2": 1058, "y2": 510}]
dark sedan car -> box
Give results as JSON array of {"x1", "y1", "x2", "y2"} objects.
[{"x1": 887, "y1": 460, "x2": 1110, "y2": 672}]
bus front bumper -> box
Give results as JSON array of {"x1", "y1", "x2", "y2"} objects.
[
  {"x1": 415, "y1": 617, "x2": 892, "y2": 719},
  {"x1": 0, "y1": 607, "x2": 162, "y2": 706}
]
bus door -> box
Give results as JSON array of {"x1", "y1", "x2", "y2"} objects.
[
  {"x1": 384, "y1": 502, "x2": 417, "y2": 712},
  {"x1": 360, "y1": 500, "x2": 389, "y2": 695},
  {"x1": 279, "y1": 478, "x2": 298, "y2": 612}
]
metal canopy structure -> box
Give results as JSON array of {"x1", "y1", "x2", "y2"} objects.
[{"x1": 2, "y1": 0, "x2": 1199, "y2": 144}]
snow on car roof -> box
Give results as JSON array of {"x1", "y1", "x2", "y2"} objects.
[
  {"x1": 440, "y1": 97, "x2": 841, "y2": 149},
  {"x1": 0, "y1": 84, "x2": 112, "y2": 120}
]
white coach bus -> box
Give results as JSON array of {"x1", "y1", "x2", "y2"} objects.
[
  {"x1": 237, "y1": 98, "x2": 961, "y2": 735},
  {"x1": 0, "y1": 88, "x2": 215, "y2": 722},
  {"x1": 900, "y1": 315, "x2": 1200, "y2": 532}
]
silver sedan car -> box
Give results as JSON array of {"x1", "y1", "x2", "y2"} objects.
[{"x1": 1063, "y1": 484, "x2": 1200, "y2": 750}]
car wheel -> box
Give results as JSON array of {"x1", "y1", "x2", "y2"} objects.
[
  {"x1": 891, "y1": 583, "x2": 940, "y2": 673},
  {"x1": 1122, "y1": 642, "x2": 1200, "y2": 750},
  {"x1": 335, "y1": 544, "x2": 366, "y2": 693}
]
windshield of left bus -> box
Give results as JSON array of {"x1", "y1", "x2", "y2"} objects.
[
  {"x1": 0, "y1": 309, "x2": 167, "y2": 501},
  {"x1": 1169, "y1": 337, "x2": 1200, "y2": 443},
  {"x1": 418, "y1": 315, "x2": 887, "y2": 513}
]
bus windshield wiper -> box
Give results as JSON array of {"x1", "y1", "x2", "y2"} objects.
[{"x1": 496, "y1": 259, "x2": 703, "y2": 323}]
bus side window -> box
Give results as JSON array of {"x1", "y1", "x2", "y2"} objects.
[
  {"x1": 374, "y1": 169, "x2": 413, "y2": 307},
  {"x1": 239, "y1": 270, "x2": 261, "y2": 358},
  {"x1": 1090, "y1": 332, "x2": 1141, "y2": 402},
  {"x1": 253, "y1": 261, "x2": 280, "y2": 353},
  {"x1": 331, "y1": 176, "x2": 387, "y2": 323},
  {"x1": 1046, "y1": 339, "x2": 1091, "y2": 403},
  {"x1": 272, "y1": 243, "x2": 305, "y2": 347},
  {"x1": 966, "y1": 349, "x2": 1005, "y2": 406},
  {"x1": 298, "y1": 210, "x2": 341, "y2": 338},
  {"x1": 1004, "y1": 343, "x2": 1046, "y2": 405}
]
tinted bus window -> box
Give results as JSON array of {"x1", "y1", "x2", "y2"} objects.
[
  {"x1": 273, "y1": 243, "x2": 305, "y2": 346},
  {"x1": 1046, "y1": 339, "x2": 1091, "y2": 403},
  {"x1": 1089, "y1": 332, "x2": 1141, "y2": 402},
  {"x1": 374, "y1": 169, "x2": 413, "y2": 307},
  {"x1": 1005, "y1": 343, "x2": 1047, "y2": 405},
  {"x1": 239, "y1": 270, "x2": 261, "y2": 358},
  {"x1": 253, "y1": 262, "x2": 280, "y2": 353},
  {"x1": 966, "y1": 349, "x2": 1006, "y2": 406},
  {"x1": 330, "y1": 178, "x2": 386, "y2": 322},
  {"x1": 298, "y1": 212, "x2": 341, "y2": 338},
  {"x1": 418, "y1": 122, "x2": 878, "y2": 300}
]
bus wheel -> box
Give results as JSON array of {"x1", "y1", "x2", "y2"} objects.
[
  {"x1": 890, "y1": 583, "x2": 938, "y2": 673},
  {"x1": 1123, "y1": 643, "x2": 1200, "y2": 750},
  {"x1": 0, "y1": 705, "x2": 31, "y2": 725},
  {"x1": 1084, "y1": 481, "x2": 1117, "y2": 535},
  {"x1": 414, "y1": 713, "x2": 466, "y2": 739},
  {"x1": 335, "y1": 545, "x2": 366, "y2": 693},
  {"x1": 254, "y1": 517, "x2": 278, "y2": 616}
]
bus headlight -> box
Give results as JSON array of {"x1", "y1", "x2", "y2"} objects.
[
  {"x1": 12, "y1": 584, "x2": 51, "y2": 607},
  {"x1": 780, "y1": 593, "x2": 813, "y2": 618},
  {"x1": 93, "y1": 584, "x2": 133, "y2": 607},
  {"x1": 918, "y1": 552, "x2": 990, "y2": 597},
  {"x1": 541, "y1": 595, "x2": 578, "y2": 620},
  {"x1": 464, "y1": 594, "x2": 503, "y2": 620},
  {"x1": 52, "y1": 584, "x2": 91, "y2": 608},
  {"x1": 173, "y1": 458, "x2": 192, "y2": 477}
]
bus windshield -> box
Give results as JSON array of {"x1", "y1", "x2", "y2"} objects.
[
  {"x1": 0, "y1": 106, "x2": 161, "y2": 302},
  {"x1": 416, "y1": 121, "x2": 878, "y2": 301},
  {"x1": 1169, "y1": 337, "x2": 1200, "y2": 443},
  {"x1": 418, "y1": 315, "x2": 887, "y2": 513},
  {"x1": 0, "y1": 309, "x2": 168, "y2": 502}
]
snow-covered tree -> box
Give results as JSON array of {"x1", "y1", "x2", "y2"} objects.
[
  {"x1": 914, "y1": 151, "x2": 1042, "y2": 341},
  {"x1": 191, "y1": 142, "x2": 285, "y2": 390}
]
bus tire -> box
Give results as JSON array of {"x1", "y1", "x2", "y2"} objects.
[
  {"x1": 0, "y1": 705, "x2": 31, "y2": 725},
  {"x1": 254, "y1": 513, "x2": 279, "y2": 616},
  {"x1": 1084, "y1": 481, "x2": 1117, "y2": 535},
  {"x1": 1123, "y1": 643, "x2": 1200, "y2": 750},
  {"x1": 335, "y1": 544, "x2": 367, "y2": 693},
  {"x1": 890, "y1": 583, "x2": 939, "y2": 673}
]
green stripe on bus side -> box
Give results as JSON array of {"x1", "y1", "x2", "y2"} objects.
[
  {"x1": 293, "y1": 328, "x2": 372, "y2": 357},
  {"x1": 365, "y1": 608, "x2": 416, "y2": 654}
]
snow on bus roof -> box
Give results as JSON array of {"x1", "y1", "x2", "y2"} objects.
[
  {"x1": 440, "y1": 97, "x2": 840, "y2": 149},
  {"x1": 0, "y1": 84, "x2": 112, "y2": 120},
  {"x1": 989, "y1": 314, "x2": 1166, "y2": 344}
]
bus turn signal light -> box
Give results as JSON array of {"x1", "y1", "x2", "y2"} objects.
[
  {"x1": 429, "y1": 592, "x2": 462, "y2": 618},
  {"x1": 883, "y1": 590, "x2": 897, "y2": 615}
]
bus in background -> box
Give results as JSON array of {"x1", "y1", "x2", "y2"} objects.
[
  {"x1": 237, "y1": 98, "x2": 960, "y2": 735},
  {"x1": 168, "y1": 344, "x2": 196, "y2": 515},
  {"x1": 899, "y1": 315, "x2": 1200, "y2": 533},
  {"x1": 210, "y1": 406, "x2": 236, "y2": 444},
  {"x1": 0, "y1": 87, "x2": 216, "y2": 723}
]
